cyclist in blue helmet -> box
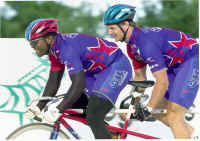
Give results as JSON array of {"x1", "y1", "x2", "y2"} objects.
[
  {"x1": 104, "y1": 4, "x2": 136, "y2": 42},
  {"x1": 104, "y1": 4, "x2": 199, "y2": 138}
]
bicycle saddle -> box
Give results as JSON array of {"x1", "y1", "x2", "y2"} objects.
[{"x1": 128, "y1": 81, "x2": 155, "y2": 88}]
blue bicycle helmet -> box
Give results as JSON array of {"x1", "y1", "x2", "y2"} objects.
[{"x1": 104, "y1": 4, "x2": 136, "y2": 25}]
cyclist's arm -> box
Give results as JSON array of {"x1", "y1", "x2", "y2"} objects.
[
  {"x1": 37, "y1": 70, "x2": 64, "y2": 110},
  {"x1": 56, "y1": 70, "x2": 85, "y2": 113},
  {"x1": 133, "y1": 66, "x2": 147, "y2": 81},
  {"x1": 37, "y1": 54, "x2": 65, "y2": 110},
  {"x1": 140, "y1": 40, "x2": 168, "y2": 109},
  {"x1": 147, "y1": 68, "x2": 169, "y2": 109},
  {"x1": 126, "y1": 44, "x2": 147, "y2": 81},
  {"x1": 132, "y1": 66, "x2": 147, "y2": 93}
]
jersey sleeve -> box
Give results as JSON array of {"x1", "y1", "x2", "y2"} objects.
[
  {"x1": 126, "y1": 45, "x2": 147, "y2": 70},
  {"x1": 48, "y1": 54, "x2": 65, "y2": 71},
  {"x1": 59, "y1": 44, "x2": 83, "y2": 75},
  {"x1": 63, "y1": 57, "x2": 83, "y2": 75},
  {"x1": 140, "y1": 41, "x2": 166, "y2": 73}
]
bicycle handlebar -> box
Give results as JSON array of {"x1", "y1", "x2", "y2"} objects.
[
  {"x1": 28, "y1": 94, "x2": 65, "y2": 107},
  {"x1": 33, "y1": 116, "x2": 42, "y2": 122}
]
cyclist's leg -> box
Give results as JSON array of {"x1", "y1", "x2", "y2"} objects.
[
  {"x1": 87, "y1": 95, "x2": 113, "y2": 139},
  {"x1": 167, "y1": 101, "x2": 191, "y2": 138},
  {"x1": 86, "y1": 55, "x2": 132, "y2": 139},
  {"x1": 151, "y1": 71, "x2": 175, "y2": 127},
  {"x1": 71, "y1": 92, "x2": 88, "y2": 109},
  {"x1": 165, "y1": 56, "x2": 199, "y2": 138},
  {"x1": 152, "y1": 96, "x2": 194, "y2": 137},
  {"x1": 84, "y1": 73, "x2": 113, "y2": 139}
]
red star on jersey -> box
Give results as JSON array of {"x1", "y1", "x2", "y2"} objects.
[
  {"x1": 169, "y1": 32, "x2": 197, "y2": 49},
  {"x1": 165, "y1": 55, "x2": 184, "y2": 67},
  {"x1": 88, "y1": 60, "x2": 106, "y2": 71},
  {"x1": 87, "y1": 38, "x2": 118, "y2": 55}
]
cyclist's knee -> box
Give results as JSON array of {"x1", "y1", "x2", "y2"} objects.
[
  {"x1": 166, "y1": 105, "x2": 187, "y2": 125},
  {"x1": 86, "y1": 95, "x2": 113, "y2": 123},
  {"x1": 168, "y1": 101, "x2": 187, "y2": 114},
  {"x1": 72, "y1": 93, "x2": 88, "y2": 109}
]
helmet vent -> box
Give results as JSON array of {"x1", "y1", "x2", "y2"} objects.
[
  {"x1": 113, "y1": 10, "x2": 121, "y2": 19},
  {"x1": 40, "y1": 27, "x2": 49, "y2": 34},
  {"x1": 120, "y1": 13, "x2": 128, "y2": 19}
]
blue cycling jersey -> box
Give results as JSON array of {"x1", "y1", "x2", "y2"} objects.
[
  {"x1": 127, "y1": 27, "x2": 199, "y2": 72},
  {"x1": 49, "y1": 33, "x2": 123, "y2": 75}
]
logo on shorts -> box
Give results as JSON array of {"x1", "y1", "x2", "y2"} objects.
[
  {"x1": 110, "y1": 70, "x2": 128, "y2": 88},
  {"x1": 187, "y1": 69, "x2": 199, "y2": 88}
]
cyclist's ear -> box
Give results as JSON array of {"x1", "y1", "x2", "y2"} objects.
[{"x1": 119, "y1": 21, "x2": 129, "y2": 27}]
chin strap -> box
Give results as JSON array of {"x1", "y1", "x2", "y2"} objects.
[
  {"x1": 47, "y1": 43, "x2": 51, "y2": 53},
  {"x1": 117, "y1": 24, "x2": 129, "y2": 42}
]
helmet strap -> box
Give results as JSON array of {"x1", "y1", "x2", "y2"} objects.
[
  {"x1": 117, "y1": 24, "x2": 129, "y2": 42},
  {"x1": 47, "y1": 43, "x2": 51, "y2": 53}
]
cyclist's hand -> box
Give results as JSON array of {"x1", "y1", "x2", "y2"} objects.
[
  {"x1": 135, "y1": 104, "x2": 152, "y2": 121},
  {"x1": 24, "y1": 105, "x2": 41, "y2": 119},
  {"x1": 44, "y1": 107, "x2": 61, "y2": 123}
]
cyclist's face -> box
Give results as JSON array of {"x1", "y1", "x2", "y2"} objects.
[
  {"x1": 107, "y1": 24, "x2": 124, "y2": 42},
  {"x1": 30, "y1": 38, "x2": 49, "y2": 57}
]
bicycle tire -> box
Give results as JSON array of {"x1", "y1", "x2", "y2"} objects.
[{"x1": 6, "y1": 123, "x2": 70, "y2": 140}]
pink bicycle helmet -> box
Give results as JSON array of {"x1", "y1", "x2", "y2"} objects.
[{"x1": 25, "y1": 19, "x2": 58, "y2": 41}]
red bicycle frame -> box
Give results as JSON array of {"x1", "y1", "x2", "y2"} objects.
[{"x1": 53, "y1": 109, "x2": 160, "y2": 139}]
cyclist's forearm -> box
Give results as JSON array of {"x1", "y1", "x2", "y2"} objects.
[
  {"x1": 57, "y1": 70, "x2": 85, "y2": 113},
  {"x1": 133, "y1": 67, "x2": 147, "y2": 92},
  {"x1": 147, "y1": 69, "x2": 169, "y2": 109},
  {"x1": 37, "y1": 70, "x2": 64, "y2": 110},
  {"x1": 133, "y1": 66, "x2": 147, "y2": 81},
  {"x1": 147, "y1": 81, "x2": 168, "y2": 109}
]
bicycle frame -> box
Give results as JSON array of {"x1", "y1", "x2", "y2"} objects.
[
  {"x1": 8, "y1": 79, "x2": 196, "y2": 139},
  {"x1": 52, "y1": 109, "x2": 160, "y2": 139},
  {"x1": 21, "y1": 80, "x2": 161, "y2": 139}
]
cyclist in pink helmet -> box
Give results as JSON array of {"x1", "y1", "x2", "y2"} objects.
[
  {"x1": 25, "y1": 19, "x2": 58, "y2": 56},
  {"x1": 24, "y1": 18, "x2": 132, "y2": 139}
]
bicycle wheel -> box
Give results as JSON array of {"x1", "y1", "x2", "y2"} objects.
[{"x1": 7, "y1": 123, "x2": 70, "y2": 140}]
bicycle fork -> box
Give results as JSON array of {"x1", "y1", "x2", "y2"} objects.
[
  {"x1": 59, "y1": 117, "x2": 81, "y2": 139},
  {"x1": 50, "y1": 121, "x2": 61, "y2": 139}
]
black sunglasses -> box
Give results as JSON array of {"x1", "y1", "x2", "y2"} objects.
[{"x1": 30, "y1": 38, "x2": 41, "y2": 48}]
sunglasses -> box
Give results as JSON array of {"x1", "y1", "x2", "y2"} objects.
[{"x1": 30, "y1": 38, "x2": 41, "y2": 48}]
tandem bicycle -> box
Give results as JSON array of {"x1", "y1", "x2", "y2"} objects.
[{"x1": 7, "y1": 80, "x2": 169, "y2": 140}]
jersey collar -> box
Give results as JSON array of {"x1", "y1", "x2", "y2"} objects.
[
  {"x1": 128, "y1": 27, "x2": 140, "y2": 46},
  {"x1": 49, "y1": 33, "x2": 61, "y2": 58}
]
